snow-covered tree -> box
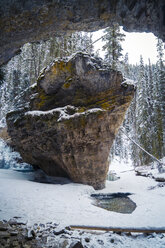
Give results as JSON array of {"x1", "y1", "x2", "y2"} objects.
[{"x1": 102, "y1": 24, "x2": 125, "y2": 69}]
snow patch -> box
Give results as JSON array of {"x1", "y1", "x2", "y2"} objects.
[
  {"x1": 29, "y1": 83, "x2": 37, "y2": 89},
  {"x1": 135, "y1": 157, "x2": 165, "y2": 182},
  {"x1": 25, "y1": 105, "x2": 104, "y2": 122},
  {"x1": 122, "y1": 77, "x2": 136, "y2": 86}
]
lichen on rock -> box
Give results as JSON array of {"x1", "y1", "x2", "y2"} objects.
[{"x1": 7, "y1": 52, "x2": 134, "y2": 189}]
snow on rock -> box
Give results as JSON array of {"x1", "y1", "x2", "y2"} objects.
[
  {"x1": 25, "y1": 105, "x2": 103, "y2": 122},
  {"x1": 29, "y1": 82, "x2": 37, "y2": 89},
  {"x1": 135, "y1": 157, "x2": 165, "y2": 182},
  {"x1": 121, "y1": 78, "x2": 137, "y2": 88}
]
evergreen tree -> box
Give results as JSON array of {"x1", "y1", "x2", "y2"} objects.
[
  {"x1": 110, "y1": 40, "x2": 165, "y2": 167},
  {"x1": 122, "y1": 52, "x2": 130, "y2": 77},
  {"x1": 136, "y1": 56, "x2": 152, "y2": 165},
  {"x1": 155, "y1": 38, "x2": 165, "y2": 157},
  {"x1": 102, "y1": 24, "x2": 125, "y2": 69},
  {"x1": 0, "y1": 67, "x2": 4, "y2": 86}
]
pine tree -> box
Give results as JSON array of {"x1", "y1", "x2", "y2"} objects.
[
  {"x1": 102, "y1": 24, "x2": 125, "y2": 69},
  {"x1": 122, "y1": 52, "x2": 130, "y2": 77},
  {"x1": 0, "y1": 67, "x2": 4, "y2": 84},
  {"x1": 155, "y1": 38, "x2": 165, "y2": 158},
  {"x1": 110, "y1": 40, "x2": 165, "y2": 167},
  {"x1": 81, "y1": 32, "x2": 94, "y2": 54},
  {"x1": 136, "y1": 56, "x2": 151, "y2": 165}
]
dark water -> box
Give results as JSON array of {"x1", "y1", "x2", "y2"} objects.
[{"x1": 91, "y1": 193, "x2": 136, "y2": 214}]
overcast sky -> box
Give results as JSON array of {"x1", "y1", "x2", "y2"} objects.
[{"x1": 92, "y1": 28, "x2": 164, "y2": 65}]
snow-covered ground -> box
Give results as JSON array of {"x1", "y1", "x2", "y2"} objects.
[
  {"x1": 0, "y1": 144, "x2": 165, "y2": 247},
  {"x1": 0, "y1": 161, "x2": 165, "y2": 229}
]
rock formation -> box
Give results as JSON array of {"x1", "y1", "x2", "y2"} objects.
[
  {"x1": 0, "y1": 0, "x2": 165, "y2": 65},
  {"x1": 7, "y1": 53, "x2": 134, "y2": 189}
]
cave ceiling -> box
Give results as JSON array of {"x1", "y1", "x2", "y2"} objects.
[{"x1": 0, "y1": 0, "x2": 165, "y2": 65}]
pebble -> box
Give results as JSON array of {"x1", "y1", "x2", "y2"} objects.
[
  {"x1": 85, "y1": 237, "x2": 90, "y2": 242},
  {"x1": 70, "y1": 241, "x2": 84, "y2": 248},
  {"x1": 0, "y1": 221, "x2": 8, "y2": 231},
  {"x1": 10, "y1": 231, "x2": 18, "y2": 236},
  {"x1": 0, "y1": 231, "x2": 10, "y2": 238},
  {"x1": 27, "y1": 229, "x2": 36, "y2": 240},
  {"x1": 53, "y1": 229, "x2": 66, "y2": 235},
  {"x1": 12, "y1": 240, "x2": 19, "y2": 246},
  {"x1": 110, "y1": 238, "x2": 115, "y2": 243},
  {"x1": 23, "y1": 245, "x2": 32, "y2": 248}
]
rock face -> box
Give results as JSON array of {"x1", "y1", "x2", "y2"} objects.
[
  {"x1": 7, "y1": 53, "x2": 134, "y2": 189},
  {"x1": 0, "y1": 0, "x2": 165, "y2": 65}
]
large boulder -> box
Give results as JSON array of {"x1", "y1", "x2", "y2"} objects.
[
  {"x1": 7, "y1": 53, "x2": 134, "y2": 189},
  {"x1": 0, "y1": 0, "x2": 165, "y2": 65}
]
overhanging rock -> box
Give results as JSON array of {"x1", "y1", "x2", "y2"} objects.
[
  {"x1": 7, "y1": 53, "x2": 134, "y2": 189},
  {"x1": 0, "y1": 0, "x2": 165, "y2": 65}
]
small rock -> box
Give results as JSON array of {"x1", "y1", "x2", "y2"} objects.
[
  {"x1": 23, "y1": 245, "x2": 32, "y2": 248},
  {"x1": 6, "y1": 238, "x2": 10, "y2": 244},
  {"x1": 10, "y1": 231, "x2": 18, "y2": 236},
  {"x1": 0, "y1": 239, "x2": 6, "y2": 247},
  {"x1": 85, "y1": 237, "x2": 90, "y2": 243},
  {"x1": 12, "y1": 240, "x2": 19, "y2": 246},
  {"x1": 60, "y1": 239, "x2": 69, "y2": 248},
  {"x1": 0, "y1": 221, "x2": 8, "y2": 231},
  {"x1": 8, "y1": 218, "x2": 25, "y2": 226},
  {"x1": 125, "y1": 232, "x2": 132, "y2": 236},
  {"x1": 53, "y1": 223, "x2": 59, "y2": 227},
  {"x1": 13, "y1": 216, "x2": 21, "y2": 219},
  {"x1": 39, "y1": 223, "x2": 45, "y2": 228},
  {"x1": 0, "y1": 231, "x2": 10, "y2": 239},
  {"x1": 97, "y1": 239, "x2": 104, "y2": 245},
  {"x1": 37, "y1": 233, "x2": 43, "y2": 237},
  {"x1": 70, "y1": 241, "x2": 84, "y2": 248},
  {"x1": 110, "y1": 238, "x2": 114, "y2": 243},
  {"x1": 27, "y1": 229, "x2": 36, "y2": 240},
  {"x1": 53, "y1": 229, "x2": 66, "y2": 235}
]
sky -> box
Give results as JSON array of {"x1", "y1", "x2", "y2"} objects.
[{"x1": 92, "y1": 28, "x2": 163, "y2": 65}]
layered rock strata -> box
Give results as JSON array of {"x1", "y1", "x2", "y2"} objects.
[
  {"x1": 0, "y1": 0, "x2": 165, "y2": 65},
  {"x1": 7, "y1": 53, "x2": 134, "y2": 189}
]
